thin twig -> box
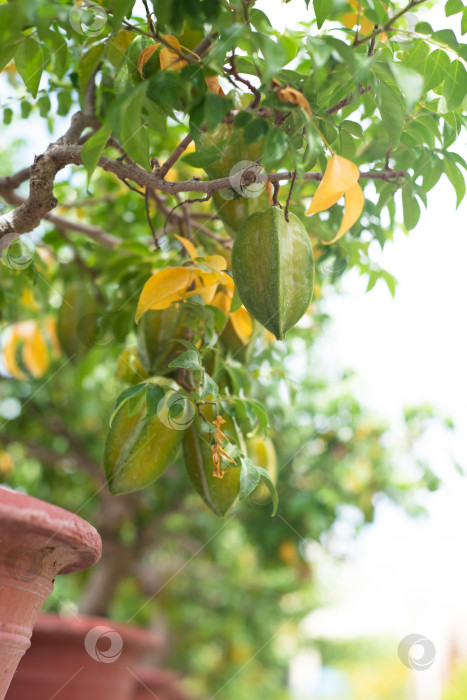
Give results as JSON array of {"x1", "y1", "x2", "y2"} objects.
[
  {"x1": 284, "y1": 169, "x2": 296, "y2": 222},
  {"x1": 368, "y1": 25, "x2": 378, "y2": 56},
  {"x1": 145, "y1": 187, "x2": 160, "y2": 248},
  {"x1": 159, "y1": 133, "x2": 194, "y2": 179},
  {"x1": 272, "y1": 181, "x2": 281, "y2": 207},
  {"x1": 326, "y1": 85, "x2": 371, "y2": 114},
  {"x1": 353, "y1": 0, "x2": 429, "y2": 47}
]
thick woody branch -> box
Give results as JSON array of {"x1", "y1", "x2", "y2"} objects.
[
  {"x1": 0, "y1": 188, "x2": 121, "y2": 249},
  {"x1": 0, "y1": 114, "x2": 407, "y2": 239}
]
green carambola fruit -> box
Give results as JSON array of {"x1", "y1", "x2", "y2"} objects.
[
  {"x1": 137, "y1": 306, "x2": 181, "y2": 375},
  {"x1": 231, "y1": 207, "x2": 315, "y2": 341},
  {"x1": 196, "y1": 120, "x2": 270, "y2": 235},
  {"x1": 183, "y1": 408, "x2": 240, "y2": 517},
  {"x1": 105, "y1": 383, "x2": 184, "y2": 494},
  {"x1": 57, "y1": 282, "x2": 98, "y2": 361}
]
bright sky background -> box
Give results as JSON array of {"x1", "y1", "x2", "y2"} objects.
[{"x1": 254, "y1": 0, "x2": 467, "y2": 696}]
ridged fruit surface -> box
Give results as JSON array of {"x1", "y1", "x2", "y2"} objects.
[
  {"x1": 231, "y1": 207, "x2": 314, "y2": 340},
  {"x1": 57, "y1": 282, "x2": 98, "y2": 360},
  {"x1": 137, "y1": 306, "x2": 181, "y2": 375},
  {"x1": 196, "y1": 121, "x2": 270, "y2": 235},
  {"x1": 183, "y1": 407, "x2": 240, "y2": 517},
  {"x1": 105, "y1": 382, "x2": 184, "y2": 494}
]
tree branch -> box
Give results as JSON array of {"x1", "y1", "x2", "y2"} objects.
[
  {"x1": 158, "y1": 132, "x2": 193, "y2": 179},
  {"x1": 353, "y1": 0, "x2": 430, "y2": 47},
  {"x1": 0, "y1": 112, "x2": 407, "y2": 239}
]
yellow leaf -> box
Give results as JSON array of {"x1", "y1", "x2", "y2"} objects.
[
  {"x1": 2, "y1": 330, "x2": 27, "y2": 380},
  {"x1": 305, "y1": 154, "x2": 360, "y2": 216},
  {"x1": 44, "y1": 317, "x2": 61, "y2": 357},
  {"x1": 136, "y1": 267, "x2": 193, "y2": 322},
  {"x1": 160, "y1": 35, "x2": 187, "y2": 71},
  {"x1": 277, "y1": 87, "x2": 312, "y2": 117},
  {"x1": 212, "y1": 290, "x2": 231, "y2": 314},
  {"x1": 188, "y1": 281, "x2": 219, "y2": 305},
  {"x1": 137, "y1": 43, "x2": 160, "y2": 78},
  {"x1": 20, "y1": 288, "x2": 40, "y2": 312},
  {"x1": 230, "y1": 307, "x2": 253, "y2": 345},
  {"x1": 0, "y1": 450, "x2": 13, "y2": 475},
  {"x1": 321, "y1": 182, "x2": 364, "y2": 245},
  {"x1": 22, "y1": 325, "x2": 49, "y2": 378},
  {"x1": 342, "y1": 12, "x2": 357, "y2": 29},
  {"x1": 200, "y1": 255, "x2": 227, "y2": 274},
  {"x1": 174, "y1": 234, "x2": 198, "y2": 259},
  {"x1": 205, "y1": 75, "x2": 225, "y2": 95},
  {"x1": 361, "y1": 15, "x2": 374, "y2": 34}
]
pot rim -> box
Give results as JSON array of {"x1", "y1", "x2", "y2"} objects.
[
  {"x1": 0, "y1": 487, "x2": 102, "y2": 573},
  {"x1": 33, "y1": 613, "x2": 164, "y2": 652}
]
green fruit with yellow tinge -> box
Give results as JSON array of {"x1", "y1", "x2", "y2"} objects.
[
  {"x1": 231, "y1": 207, "x2": 314, "y2": 340},
  {"x1": 104, "y1": 380, "x2": 184, "y2": 494},
  {"x1": 183, "y1": 406, "x2": 241, "y2": 517},
  {"x1": 57, "y1": 282, "x2": 98, "y2": 361}
]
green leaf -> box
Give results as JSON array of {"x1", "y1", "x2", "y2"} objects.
[
  {"x1": 390, "y1": 64, "x2": 424, "y2": 112},
  {"x1": 443, "y1": 59, "x2": 467, "y2": 112},
  {"x1": 255, "y1": 465, "x2": 279, "y2": 516},
  {"x1": 402, "y1": 187, "x2": 420, "y2": 230},
  {"x1": 381, "y1": 270, "x2": 397, "y2": 298},
  {"x1": 242, "y1": 398, "x2": 269, "y2": 434},
  {"x1": 0, "y1": 44, "x2": 15, "y2": 73},
  {"x1": 81, "y1": 125, "x2": 112, "y2": 184},
  {"x1": 78, "y1": 43, "x2": 105, "y2": 106},
  {"x1": 262, "y1": 126, "x2": 288, "y2": 170},
  {"x1": 119, "y1": 85, "x2": 149, "y2": 166},
  {"x1": 378, "y1": 82, "x2": 404, "y2": 148},
  {"x1": 41, "y1": 29, "x2": 68, "y2": 79},
  {"x1": 432, "y1": 29, "x2": 459, "y2": 51},
  {"x1": 443, "y1": 153, "x2": 466, "y2": 208},
  {"x1": 143, "y1": 101, "x2": 167, "y2": 135},
  {"x1": 243, "y1": 118, "x2": 269, "y2": 145},
  {"x1": 14, "y1": 37, "x2": 43, "y2": 98},
  {"x1": 204, "y1": 94, "x2": 233, "y2": 131},
  {"x1": 424, "y1": 50, "x2": 450, "y2": 91},
  {"x1": 446, "y1": 0, "x2": 464, "y2": 16},
  {"x1": 239, "y1": 458, "x2": 278, "y2": 516},
  {"x1": 462, "y1": 8, "x2": 467, "y2": 34},
  {"x1": 3, "y1": 107, "x2": 13, "y2": 125},
  {"x1": 57, "y1": 91, "x2": 72, "y2": 116},
  {"x1": 201, "y1": 373, "x2": 218, "y2": 400},
  {"x1": 183, "y1": 146, "x2": 220, "y2": 168},
  {"x1": 169, "y1": 350, "x2": 204, "y2": 371},
  {"x1": 111, "y1": 0, "x2": 135, "y2": 32},
  {"x1": 239, "y1": 458, "x2": 261, "y2": 498},
  {"x1": 145, "y1": 384, "x2": 166, "y2": 419},
  {"x1": 313, "y1": 0, "x2": 327, "y2": 28},
  {"x1": 109, "y1": 383, "x2": 148, "y2": 426}
]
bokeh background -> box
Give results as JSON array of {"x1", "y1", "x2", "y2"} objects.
[{"x1": 1, "y1": 1, "x2": 466, "y2": 699}]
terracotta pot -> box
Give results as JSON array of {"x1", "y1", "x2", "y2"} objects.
[
  {"x1": 7, "y1": 614, "x2": 163, "y2": 700},
  {"x1": 0, "y1": 488, "x2": 101, "y2": 700},
  {"x1": 132, "y1": 667, "x2": 192, "y2": 700}
]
